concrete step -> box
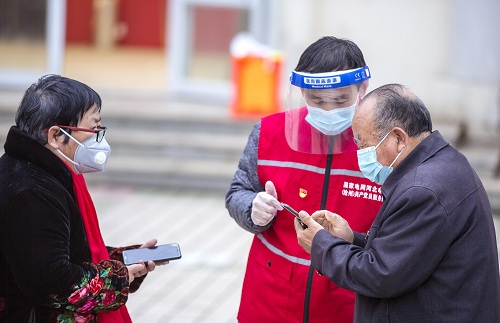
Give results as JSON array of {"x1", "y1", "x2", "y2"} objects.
[
  {"x1": 86, "y1": 120, "x2": 254, "y2": 192},
  {"x1": 83, "y1": 101, "x2": 255, "y2": 191},
  {"x1": 1, "y1": 91, "x2": 499, "y2": 211},
  {"x1": 0, "y1": 98, "x2": 256, "y2": 193},
  {"x1": 104, "y1": 119, "x2": 252, "y2": 157}
]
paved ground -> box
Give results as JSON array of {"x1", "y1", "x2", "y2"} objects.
[
  {"x1": 91, "y1": 184, "x2": 252, "y2": 323},
  {"x1": 89, "y1": 182, "x2": 500, "y2": 323}
]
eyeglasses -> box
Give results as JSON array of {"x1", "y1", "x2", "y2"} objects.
[{"x1": 55, "y1": 125, "x2": 107, "y2": 142}]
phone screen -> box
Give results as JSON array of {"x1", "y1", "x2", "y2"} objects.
[{"x1": 122, "y1": 243, "x2": 182, "y2": 265}]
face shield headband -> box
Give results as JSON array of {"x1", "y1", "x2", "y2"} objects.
[
  {"x1": 290, "y1": 66, "x2": 371, "y2": 90},
  {"x1": 285, "y1": 66, "x2": 371, "y2": 155}
]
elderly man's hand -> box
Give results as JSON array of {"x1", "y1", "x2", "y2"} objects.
[
  {"x1": 312, "y1": 210, "x2": 354, "y2": 243},
  {"x1": 294, "y1": 210, "x2": 325, "y2": 254}
]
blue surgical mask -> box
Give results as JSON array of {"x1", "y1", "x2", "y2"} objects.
[
  {"x1": 357, "y1": 131, "x2": 405, "y2": 185},
  {"x1": 305, "y1": 102, "x2": 356, "y2": 136}
]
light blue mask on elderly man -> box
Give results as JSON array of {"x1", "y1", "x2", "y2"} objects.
[{"x1": 357, "y1": 131, "x2": 405, "y2": 185}]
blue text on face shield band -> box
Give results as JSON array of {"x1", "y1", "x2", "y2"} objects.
[{"x1": 290, "y1": 66, "x2": 371, "y2": 89}]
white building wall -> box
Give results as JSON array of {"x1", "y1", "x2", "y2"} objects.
[{"x1": 275, "y1": 0, "x2": 499, "y2": 142}]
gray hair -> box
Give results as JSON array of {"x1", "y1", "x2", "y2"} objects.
[{"x1": 364, "y1": 84, "x2": 432, "y2": 139}]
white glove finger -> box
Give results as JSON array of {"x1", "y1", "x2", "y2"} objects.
[
  {"x1": 256, "y1": 192, "x2": 283, "y2": 211},
  {"x1": 259, "y1": 201, "x2": 278, "y2": 215},
  {"x1": 265, "y1": 181, "x2": 278, "y2": 199},
  {"x1": 269, "y1": 198, "x2": 284, "y2": 211},
  {"x1": 252, "y1": 193, "x2": 278, "y2": 226},
  {"x1": 252, "y1": 205, "x2": 275, "y2": 222},
  {"x1": 264, "y1": 182, "x2": 283, "y2": 211},
  {"x1": 252, "y1": 211, "x2": 274, "y2": 226}
]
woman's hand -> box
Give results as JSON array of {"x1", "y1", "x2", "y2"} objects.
[
  {"x1": 127, "y1": 263, "x2": 146, "y2": 283},
  {"x1": 139, "y1": 238, "x2": 170, "y2": 268},
  {"x1": 127, "y1": 238, "x2": 169, "y2": 281}
]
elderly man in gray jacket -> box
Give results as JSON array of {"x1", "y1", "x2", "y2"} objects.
[{"x1": 295, "y1": 83, "x2": 500, "y2": 322}]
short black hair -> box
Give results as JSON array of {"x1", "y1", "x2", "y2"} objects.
[
  {"x1": 15, "y1": 74, "x2": 102, "y2": 144},
  {"x1": 365, "y1": 84, "x2": 432, "y2": 138},
  {"x1": 295, "y1": 36, "x2": 366, "y2": 73}
]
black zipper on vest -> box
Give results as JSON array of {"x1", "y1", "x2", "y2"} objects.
[{"x1": 303, "y1": 147, "x2": 334, "y2": 323}]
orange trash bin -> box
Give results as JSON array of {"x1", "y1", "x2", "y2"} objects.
[{"x1": 230, "y1": 52, "x2": 283, "y2": 119}]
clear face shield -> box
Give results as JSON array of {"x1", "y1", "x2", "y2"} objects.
[{"x1": 285, "y1": 66, "x2": 371, "y2": 154}]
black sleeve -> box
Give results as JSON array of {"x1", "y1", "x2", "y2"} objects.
[
  {"x1": 352, "y1": 231, "x2": 367, "y2": 247},
  {"x1": 2, "y1": 188, "x2": 130, "y2": 311},
  {"x1": 310, "y1": 187, "x2": 452, "y2": 299}
]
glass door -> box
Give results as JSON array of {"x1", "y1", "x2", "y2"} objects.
[
  {"x1": 0, "y1": 0, "x2": 66, "y2": 88},
  {"x1": 167, "y1": 0, "x2": 276, "y2": 103}
]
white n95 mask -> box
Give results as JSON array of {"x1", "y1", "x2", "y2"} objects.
[{"x1": 57, "y1": 128, "x2": 111, "y2": 174}]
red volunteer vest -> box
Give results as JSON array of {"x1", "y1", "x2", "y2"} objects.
[{"x1": 238, "y1": 111, "x2": 382, "y2": 323}]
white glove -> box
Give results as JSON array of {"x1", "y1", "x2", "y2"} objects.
[{"x1": 251, "y1": 181, "x2": 284, "y2": 226}]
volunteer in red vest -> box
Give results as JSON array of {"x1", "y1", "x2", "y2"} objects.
[{"x1": 225, "y1": 36, "x2": 383, "y2": 323}]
